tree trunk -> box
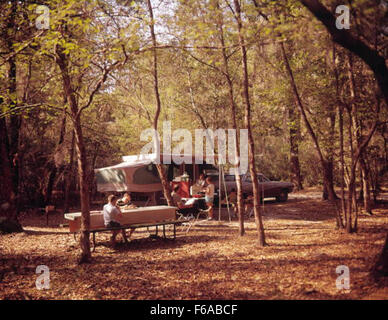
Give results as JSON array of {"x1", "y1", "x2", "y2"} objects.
[
  {"x1": 373, "y1": 232, "x2": 388, "y2": 278},
  {"x1": 217, "y1": 6, "x2": 245, "y2": 235},
  {"x1": 73, "y1": 118, "x2": 91, "y2": 263},
  {"x1": 0, "y1": 1, "x2": 23, "y2": 233},
  {"x1": 63, "y1": 131, "x2": 75, "y2": 213},
  {"x1": 233, "y1": 0, "x2": 266, "y2": 245},
  {"x1": 338, "y1": 103, "x2": 346, "y2": 227},
  {"x1": 280, "y1": 42, "x2": 337, "y2": 201},
  {"x1": 288, "y1": 104, "x2": 303, "y2": 191},
  {"x1": 147, "y1": 0, "x2": 173, "y2": 206},
  {"x1": 56, "y1": 51, "x2": 91, "y2": 264},
  {"x1": 0, "y1": 116, "x2": 23, "y2": 233},
  {"x1": 45, "y1": 109, "x2": 67, "y2": 205},
  {"x1": 332, "y1": 43, "x2": 345, "y2": 228},
  {"x1": 6, "y1": 0, "x2": 22, "y2": 213},
  {"x1": 322, "y1": 159, "x2": 337, "y2": 201},
  {"x1": 360, "y1": 155, "x2": 372, "y2": 215}
]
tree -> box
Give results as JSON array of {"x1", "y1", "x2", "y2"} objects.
[
  {"x1": 233, "y1": 0, "x2": 266, "y2": 245},
  {"x1": 33, "y1": 0, "x2": 131, "y2": 262},
  {"x1": 280, "y1": 41, "x2": 338, "y2": 201},
  {"x1": 146, "y1": 0, "x2": 174, "y2": 207},
  {"x1": 300, "y1": 0, "x2": 388, "y2": 106}
]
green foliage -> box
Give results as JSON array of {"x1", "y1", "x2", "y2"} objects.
[{"x1": 0, "y1": 0, "x2": 386, "y2": 204}]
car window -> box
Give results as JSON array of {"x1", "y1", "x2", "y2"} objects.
[{"x1": 258, "y1": 175, "x2": 270, "y2": 182}]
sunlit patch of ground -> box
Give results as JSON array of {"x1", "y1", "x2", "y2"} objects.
[{"x1": 0, "y1": 191, "x2": 387, "y2": 300}]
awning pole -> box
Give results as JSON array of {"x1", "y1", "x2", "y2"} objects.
[
  {"x1": 218, "y1": 163, "x2": 221, "y2": 221},
  {"x1": 222, "y1": 166, "x2": 231, "y2": 222}
]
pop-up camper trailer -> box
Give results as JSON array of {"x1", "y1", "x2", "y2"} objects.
[{"x1": 95, "y1": 153, "x2": 217, "y2": 200}]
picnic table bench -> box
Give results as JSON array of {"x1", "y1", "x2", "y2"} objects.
[
  {"x1": 64, "y1": 206, "x2": 195, "y2": 251},
  {"x1": 86, "y1": 219, "x2": 190, "y2": 251}
]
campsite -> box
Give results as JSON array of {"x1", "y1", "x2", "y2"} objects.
[
  {"x1": 1, "y1": 188, "x2": 387, "y2": 300},
  {"x1": 0, "y1": 0, "x2": 387, "y2": 302}
]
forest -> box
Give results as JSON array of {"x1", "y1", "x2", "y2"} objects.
[{"x1": 0, "y1": 0, "x2": 387, "y2": 300}]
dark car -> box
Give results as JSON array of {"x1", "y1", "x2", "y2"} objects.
[{"x1": 213, "y1": 173, "x2": 294, "y2": 202}]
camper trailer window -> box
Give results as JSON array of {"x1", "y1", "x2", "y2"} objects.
[
  {"x1": 133, "y1": 166, "x2": 161, "y2": 185},
  {"x1": 95, "y1": 169, "x2": 126, "y2": 184}
]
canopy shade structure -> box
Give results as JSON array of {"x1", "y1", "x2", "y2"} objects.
[{"x1": 95, "y1": 153, "x2": 216, "y2": 193}]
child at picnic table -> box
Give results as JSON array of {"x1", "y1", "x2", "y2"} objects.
[
  {"x1": 117, "y1": 192, "x2": 138, "y2": 209},
  {"x1": 103, "y1": 195, "x2": 134, "y2": 247}
]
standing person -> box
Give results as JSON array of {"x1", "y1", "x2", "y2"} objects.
[
  {"x1": 203, "y1": 177, "x2": 215, "y2": 220},
  {"x1": 103, "y1": 195, "x2": 132, "y2": 247}
]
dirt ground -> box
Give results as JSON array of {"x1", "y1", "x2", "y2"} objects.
[{"x1": 1, "y1": 189, "x2": 387, "y2": 300}]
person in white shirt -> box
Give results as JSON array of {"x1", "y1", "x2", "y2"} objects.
[
  {"x1": 203, "y1": 177, "x2": 215, "y2": 220},
  {"x1": 103, "y1": 195, "x2": 130, "y2": 247}
]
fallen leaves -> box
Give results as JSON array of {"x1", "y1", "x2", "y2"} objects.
[{"x1": 0, "y1": 190, "x2": 387, "y2": 299}]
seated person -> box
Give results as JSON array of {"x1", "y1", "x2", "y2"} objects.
[
  {"x1": 203, "y1": 176, "x2": 215, "y2": 220},
  {"x1": 229, "y1": 188, "x2": 237, "y2": 211},
  {"x1": 221, "y1": 188, "x2": 238, "y2": 217},
  {"x1": 171, "y1": 185, "x2": 199, "y2": 216},
  {"x1": 117, "y1": 192, "x2": 137, "y2": 209},
  {"x1": 244, "y1": 195, "x2": 254, "y2": 218},
  {"x1": 196, "y1": 173, "x2": 206, "y2": 188},
  {"x1": 103, "y1": 195, "x2": 134, "y2": 246},
  {"x1": 190, "y1": 183, "x2": 202, "y2": 196}
]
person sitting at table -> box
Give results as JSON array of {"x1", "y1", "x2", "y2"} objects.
[
  {"x1": 196, "y1": 173, "x2": 206, "y2": 188},
  {"x1": 190, "y1": 183, "x2": 202, "y2": 196},
  {"x1": 171, "y1": 185, "x2": 199, "y2": 216},
  {"x1": 191, "y1": 173, "x2": 207, "y2": 196},
  {"x1": 103, "y1": 195, "x2": 134, "y2": 247},
  {"x1": 244, "y1": 195, "x2": 254, "y2": 218},
  {"x1": 117, "y1": 192, "x2": 137, "y2": 209}
]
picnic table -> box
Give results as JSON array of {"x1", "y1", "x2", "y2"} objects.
[{"x1": 64, "y1": 205, "x2": 189, "y2": 251}]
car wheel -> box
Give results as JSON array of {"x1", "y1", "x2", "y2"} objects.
[{"x1": 276, "y1": 190, "x2": 288, "y2": 202}]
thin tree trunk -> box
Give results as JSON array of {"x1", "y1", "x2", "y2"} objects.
[
  {"x1": 347, "y1": 53, "x2": 373, "y2": 216},
  {"x1": 45, "y1": 108, "x2": 67, "y2": 205},
  {"x1": 338, "y1": 103, "x2": 346, "y2": 227},
  {"x1": 233, "y1": 0, "x2": 266, "y2": 245},
  {"x1": 334, "y1": 45, "x2": 346, "y2": 227},
  {"x1": 6, "y1": 0, "x2": 22, "y2": 213},
  {"x1": 360, "y1": 155, "x2": 372, "y2": 215},
  {"x1": 147, "y1": 0, "x2": 173, "y2": 206},
  {"x1": 280, "y1": 42, "x2": 337, "y2": 201},
  {"x1": 288, "y1": 102, "x2": 303, "y2": 191},
  {"x1": 64, "y1": 131, "x2": 75, "y2": 213},
  {"x1": 216, "y1": 5, "x2": 245, "y2": 236}
]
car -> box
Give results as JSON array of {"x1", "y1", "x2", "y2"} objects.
[{"x1": 213, "y1": 173, "x2": 294, "y2": 202}]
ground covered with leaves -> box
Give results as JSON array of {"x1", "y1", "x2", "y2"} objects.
[{"x1": 1, "y1": 189, "x2": 387, "y2": 300}]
